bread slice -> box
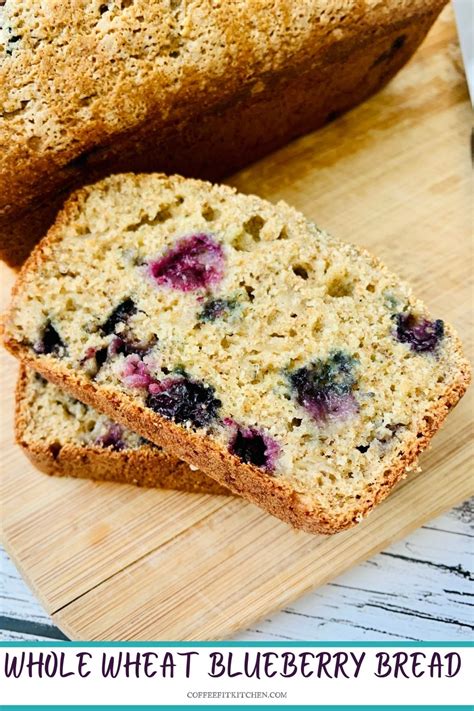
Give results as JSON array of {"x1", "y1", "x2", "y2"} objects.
[
  {"x1": 3, "y1": 173, "x2": 470, "y2": 534},
  {"x1": 15, "y1": 366, "x2": 230, "y2": 496}
]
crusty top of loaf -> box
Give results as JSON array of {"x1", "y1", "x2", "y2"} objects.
[{"x1": 0, "y1": 0, "x2": 446, "y2": 217}]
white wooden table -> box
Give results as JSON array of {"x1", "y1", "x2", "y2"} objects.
[{"x1": 1, "y1": 499, "x2": 472, "y2": 642}]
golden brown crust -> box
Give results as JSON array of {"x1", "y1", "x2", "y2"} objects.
[
  {"x1": 0, "y1": 2, "x2": 446, "y2": 266},
  {"x1": 14, "y1": 366, "x2": 231, "y2": 497}
]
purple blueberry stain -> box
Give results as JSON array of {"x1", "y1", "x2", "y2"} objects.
[
  {"x1": 228, "y1": 425, "x2": 280, "y2": 472},
  {"x1": 33, "y1": 321, "x2": 66, "y2": 357},
  {"x1": 121, "y1": 354, "x2": 154, "y2": 389},
  {"x1": 94, "y1": 346, "x2": 109, "y2": 369},
  {"x1": 81, "y1": 335, "x2": 158, "y2": 377},
  {"x1": 146, "y1": 375, "x2": 221, "y2": 428},
  {"x1": 394, "y1": 313, "x2": 444, "y2": 353},
  {"x1": 107, "y1": 337, "x2": 124, "y2": 357},
  {"x1": 288, "y1": 351, "x2": 358, "y2": 425},
  {"x1": 148, "y1": 234, "x2": 225, "y2": 292},
  {"x1": 198, "y1": 297, "x2": 237, "y2": 322},
  {"x1": 95, "y1": 424, "x2": 126, "y2": 451}
]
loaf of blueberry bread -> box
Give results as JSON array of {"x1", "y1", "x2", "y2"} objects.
[
  {"x1": 3, "y1": 173, "x2": 470, "y2": 534},
  {"x1": 16, "y1": 366, "x2": 230, "y2": 495},
  {"x1": 0, "y1": 0, "x2": 447, "y2": 266}
]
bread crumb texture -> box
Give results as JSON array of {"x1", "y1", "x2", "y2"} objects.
[{"x1": 4, "y1": 174, "x2": 470, "y2": 531}]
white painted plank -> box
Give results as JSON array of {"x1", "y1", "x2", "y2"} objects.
[
  {"x1": 1, "y1": 501, "x2": 472, "y2": 642},
  {"x1": 0, "y1": 548, "x2": 52, "y2": 625},
  {"x1": 0, "y1": 630, "x2": 60, "y2": 642}
]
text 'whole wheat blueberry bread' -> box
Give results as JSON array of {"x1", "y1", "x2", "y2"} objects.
[
  {"x1": 15, "y1": 366, "x2": 230, "y2": 496},
  {"x1": 3, "y1": 174, "x2": 470, "y2": 534}
]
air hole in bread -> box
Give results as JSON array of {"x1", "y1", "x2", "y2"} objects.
[
  {"x1": 327, "y1": 278, "x2": 354, "y2": 297},
  {"x1": 79, "y1": 95, "x2": 98, "y2": 107},
  {"x1": 202, "y1": 204, "x2": 218, "y2": 222},
  {"x1": 292, "y1": 264, "x2": 309, "y2": 280},
  {"x1": 126, "y1": 206, "x2": 172, "y2": 231},
  {"x1": 242, "y1": 283, "x2": 255, "y2": 302},
  {"x1": 49, "y1": 442, "x2": 61, "y2": 459},
  {"x1": 27, "y1": 136, "x2": 42, "y2": 150},
  {"x1": 243, "y1": 215, "x2": 265, "y2": 240}
]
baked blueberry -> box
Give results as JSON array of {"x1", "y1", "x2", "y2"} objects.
[
  {"x1": 394, "y1": 313, "x2": 444, "y2": 353},
  {"x1": 33, "y1": 321, "x2": 66, "y2": 357},
  {"x1": 95, "y1": 424, "x2": 126, "y2": 451},
  {"x1": 110, "y1": 334, "x2": 157, "y2": 357},
  {"x1": 83, "y1": 334, "x2": 158, "y2": 379},
  {"x1": 101, "y1": 298, "x2": 137, "y2": 336},
  {"x1": 94, "y1": 346, "x2": 109, "y2": 370},
  {"x1": 228, "y1": 426, "x2": 280, "y2": 472},
  {"x1": 148, "y1": 234, "x2": 224, "y2": 292},
  {"x1": 146, "y1": 376, "x2": 221, "y2": 427},
  {"x1": 198, "y1": 297, "x2": 236, "y2": 322},
  {"x1": 80, "y1": 344, "x2": 111, "y2": 377},
  {"x1": 121, "y1": 354, "x2": 154, "y2": 389},
  {"x1": 288, "y1": 351, "x2": 358, "y2": 424}
]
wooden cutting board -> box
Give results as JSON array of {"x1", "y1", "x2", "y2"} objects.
[{"x1": 1, "y1": 6, "x2": 472, "y2": 641}]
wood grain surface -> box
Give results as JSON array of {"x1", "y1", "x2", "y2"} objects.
[
  {"x1": 0, "y1": 6, "x2": 472, "y2": 641},
  {"x1": 2, "y1": 500, "x2": 473, "y2": 642}
]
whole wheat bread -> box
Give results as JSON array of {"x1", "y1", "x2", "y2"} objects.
[{"x1": 3, "y1": 173, "x2": 470, "y2": 533}]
